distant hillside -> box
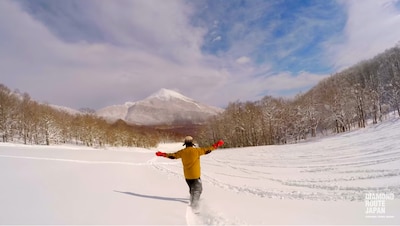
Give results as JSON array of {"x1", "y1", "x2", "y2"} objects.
[{"x1": 96, "y1": 88, "x2": 223, "y2": 126}]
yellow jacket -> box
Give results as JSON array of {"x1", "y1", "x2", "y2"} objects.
[{"x1": 166, "y1": 146, "x2": 216, "y2": 179}]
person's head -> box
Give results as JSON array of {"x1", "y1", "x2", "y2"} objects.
[{"x1": 183, "y1": 135, "x2": 195, "y2": 147}]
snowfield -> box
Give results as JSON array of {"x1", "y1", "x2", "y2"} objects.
[{"x1": 1, "y1": 118, "x2": 400, "y2": 225}]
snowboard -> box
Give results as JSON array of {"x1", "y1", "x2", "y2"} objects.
[
  {"x1": 190, "y1": 199, "x2": 201, "y2": 214},
  {"x1": 186, "y1": 201, "x2": 203, "y2": 225},
  {"x1": 186, "y1": 199, "x2": 226, "y2": 225}
]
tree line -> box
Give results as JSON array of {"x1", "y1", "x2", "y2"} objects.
[
  {"x1": 2, "y1": 45, "x2": 400, "y2": 149},
  {"x1": 198, "y1": 45, "x2": 400, "y2": 148},
  {"x1": 0, "y1": 85, "x2": 159, "y2": 148}
]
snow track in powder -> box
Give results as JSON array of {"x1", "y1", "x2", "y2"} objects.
[
  {"x1": 153, "y1": 119, "x2": 400, "y2": 204},
  {"x1": 0, "y1": 154, "x2": 178, "y2": 166},
  {"x1": 1, "y1": 118, "x2": 399, "y2": 225},
  {"x1": 149, "y1": 155, "x2": 234, "y2": 225}
]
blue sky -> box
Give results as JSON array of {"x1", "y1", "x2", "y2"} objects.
[
  {"x1": 192, "y1": 0, "x2": 345, "y2": 74},
  {"x1": 1, "y1": 0, "x2": 400, "y2": 109}
]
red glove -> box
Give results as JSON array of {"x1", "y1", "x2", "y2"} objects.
[
  {"x1": 212, "y1": 140, "x2": 224, "y2": 148},
  {"x1": 155, "y1": 151, "x2": 167, "y2": 157}
]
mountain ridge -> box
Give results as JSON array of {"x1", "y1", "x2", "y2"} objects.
[{"x1": 96, "y1": 89, "x2": 223, "y2": 125}]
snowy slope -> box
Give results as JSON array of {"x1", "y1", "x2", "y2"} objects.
[
  {"x1": 146, "y1": 88, "x2": 194, "y2": 101},
  {"x1": 95, "y1": 102, "x2": 133, "y2": 122},
  {"x1": 0, "y1": 117, "x2": 400, "y2": 225},
  {"x1": 49, "y1": 104, "x2": 82, "y2": 115},
  {"x1": 96, "y1": 88, "x2": 223, "y2": 125}
]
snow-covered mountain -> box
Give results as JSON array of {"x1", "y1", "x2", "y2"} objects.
[
  {"x1": 95, "y1": 102, "x2": 134, "y2": 122},
  {"x1": 96, "y1": 89, "x2": 223, "y2": 125}
]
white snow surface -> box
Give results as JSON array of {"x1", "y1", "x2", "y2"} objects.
[{"x1": 1, "y1": 118, "x2": 400, "y2": 225}]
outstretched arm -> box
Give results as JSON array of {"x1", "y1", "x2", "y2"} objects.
[
  {"x1": 155, "y1": 150, "x2": 182, "y2": 159},
  {"x1": 199, "y1": 140, "x2": 225, "y2": 155}
]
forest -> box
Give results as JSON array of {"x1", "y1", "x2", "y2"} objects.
[
  {"x1": 198, "y1": 45, "x2": 400, "y2": 148},
  {"x1": 0, "y1": 87, "x2": 161, "y2": 148},
  {"x1": 1, "y1": 45, "x2": 400, "y2": 148}
]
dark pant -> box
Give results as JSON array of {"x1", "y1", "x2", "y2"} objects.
[{"x1": 185, "y1": 178, "x2": 202, "y2": 207}]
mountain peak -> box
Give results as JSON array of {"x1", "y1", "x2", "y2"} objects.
[
  {"x1": 97, "y1": 88, "x2": 223, "y2": 126},
  {"x1": 146, "y1": 88, "x2": 193, "y2": 102}
]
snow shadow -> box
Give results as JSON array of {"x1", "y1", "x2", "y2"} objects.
[{"x1": 114, "y1": 190, "x2": 189, "y2": 204}]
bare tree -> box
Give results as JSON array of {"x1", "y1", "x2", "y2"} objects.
[{"x1": 0, "y1": 84, "x2": 18, "y2": 142}]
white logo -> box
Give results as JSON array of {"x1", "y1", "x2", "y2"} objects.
[{"x1": 365, "y1": 193, "x2": 395, "y2": 219}]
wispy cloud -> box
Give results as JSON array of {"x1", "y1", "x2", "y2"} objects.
[
  {"x1": 325, "y1": 0, "x2": 400, "y2": 70},
  {"x1": 1, "y1": 0, "x2": 219, "y2": 108},
  {"x1": 0, "y1": 0, "x2": 399, "y2": 110}
]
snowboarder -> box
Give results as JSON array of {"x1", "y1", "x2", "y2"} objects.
[{"x1": 155, "y1": 136, "x2": 224, "y2": 209}]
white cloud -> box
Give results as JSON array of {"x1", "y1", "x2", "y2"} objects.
[
  {"x1": 208, "y1": 61, "x2": 327, "y2": 105},
  {"x1": 0, "y1": 1, "x2": 304, "y2": 109},
  {"x1": 0, "y1": 0, "x2": 335, "y2": 110},
  {"x1": 212, "y1": 36, "x2": 222, "y2": 42},
  {"x1": 326, "y1": 0, "x2": 400, "y2": 70},
  {"x1": 0, "y1": 0, "x2": 222, "y2": 109},
  {"x1": 236, "y1": 56, "x2": 251, "y2": 64},
  {"x1": 264, "y1": 72, "x2": 328, "y2": 92}
]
